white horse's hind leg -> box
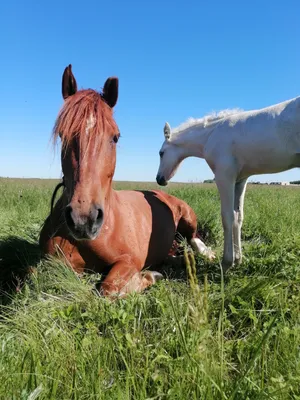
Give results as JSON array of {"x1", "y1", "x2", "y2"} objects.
[
  {"x1": 190, "y1": 237, "x2": 215, "y2": 260},
  {"x1": 215, "y1": 170, "x2": 236, "y2": 271},
  {"x1": 233, "y1": 179, "x2": 248, "y2": 265}
]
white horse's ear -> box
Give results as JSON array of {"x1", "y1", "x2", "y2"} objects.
[{"x1": 164, "y1": 122, "x2": 171, "y2": 140}]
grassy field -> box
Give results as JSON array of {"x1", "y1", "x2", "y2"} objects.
[{"x1": 0, "y1": 177, "x2": 299, "y2": 400}]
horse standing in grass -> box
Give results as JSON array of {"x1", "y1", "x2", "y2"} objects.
[
  {"x1": 39, "y1": 65, "x2": 214, "y2": 297},
  {"x1": 156, "y1": 98, "x2": 300, "y2": 270}
]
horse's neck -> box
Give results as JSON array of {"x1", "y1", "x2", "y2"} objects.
[
  {"x1": 103, "y1": 188, "x2": 118, "y2": 222},
  {"x1": 173, "y1": 125, "x2": 210, "y2": 158}
]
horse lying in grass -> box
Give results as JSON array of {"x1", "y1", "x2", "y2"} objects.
[
  {"x1": 39, "y1": 65, "x2": 214, "y2": 297},
  {"x1": 156, "y1": 97, "x2": 300, "y2": 270}
]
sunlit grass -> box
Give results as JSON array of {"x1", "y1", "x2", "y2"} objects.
[{"x1": 0, "y1": 178, "x2": 299, "y2": 399}]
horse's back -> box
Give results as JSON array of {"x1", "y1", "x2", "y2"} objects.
[
  {"x1": 204, "y1": 96, "x2": 300, "y2": 177},
  {"x1": 119, "y1": 189, "x2": 195, "y2": 222},
  {"x1": 115, "y1": 189, "x2": 182, "y2": 228}
]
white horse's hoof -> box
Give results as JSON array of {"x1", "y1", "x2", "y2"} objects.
[{"x1": 234, "y1": 256, "x2": 242, "y2": 265}]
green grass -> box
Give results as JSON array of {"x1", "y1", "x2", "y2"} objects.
[{"x1": 0, "y1": 177, "x2": 299, "y2": 399}]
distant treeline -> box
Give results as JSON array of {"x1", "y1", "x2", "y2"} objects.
[{"x1": 203, "y1": 178, "x2": 300, "y2": 185}]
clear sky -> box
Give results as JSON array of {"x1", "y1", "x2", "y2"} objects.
[{"x1": 1, "y1": 0, "x2": 300, "y2": 183}]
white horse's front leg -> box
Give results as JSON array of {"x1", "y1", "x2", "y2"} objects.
[
  {"x1": 215, "y1": 172, "x2": 235, "y2": 271},
  {"x1": 233, "y1": 179, "x2": 248, "y2": 265}
]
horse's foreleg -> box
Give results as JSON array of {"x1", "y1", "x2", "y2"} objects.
[
  {"x1": 190, "y1": 238, "x2": 215, "y2": 260},
  {"x1": 215, "y1": 171, "x2": 235, "y2": 271},
  {"x1": 233, "y1": 179, "x2": 248, "y2": 265},
  {"x1": 100, "y1": 256, "x2": 163, "y2": 297}
]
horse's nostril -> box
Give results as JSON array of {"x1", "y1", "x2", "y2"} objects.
[
  {"x1": 96, "y1": 208, "x2": 104, "y2": 222},
  {"x1": 65, "y1": 205, "x2": 74, "y2": 227}
]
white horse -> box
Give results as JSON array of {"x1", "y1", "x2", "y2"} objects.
[{"x1": 156, "y1": 96, "x2": 300, "y2": 270}]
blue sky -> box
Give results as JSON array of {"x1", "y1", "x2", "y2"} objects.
[{"x1": 1, "y1": 0, "x2": 300, "y2": 183}]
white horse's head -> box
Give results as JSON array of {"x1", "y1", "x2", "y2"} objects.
[{"x1": 156, "y1": 122, "x2": 185, "y2": 186}]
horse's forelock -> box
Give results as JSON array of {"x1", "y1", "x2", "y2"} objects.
[{"x1": 53, "y1": 89, "x2": 116, "y2": 150}]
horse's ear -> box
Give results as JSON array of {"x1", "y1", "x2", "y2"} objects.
[
  {"x1": 102, "y1": 77, "x2": 119, "y2": 108},
  {"x1": 62, "y1": 64, "x2": 77, "y2": 100},
  {"x1": 164, "y1": 122, "x2": 171, "y2": 140}
]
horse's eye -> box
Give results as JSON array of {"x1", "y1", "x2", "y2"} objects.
[
  {"x1": 113, "y1": 135, "x2": 119, "y2": 144},
  {"x1": 159, "y1": 151, "x2": 164, "y2": 158}
]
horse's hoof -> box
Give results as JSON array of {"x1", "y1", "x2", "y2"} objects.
[
  {"x1": 190, "y1": 238, "x2": 216, "y2": 262},
  {"x1": 143, "y1": 270, "x2": 164, "y2": 284},
  {"x1": 221, "y1": 260, "x2": 233, "y2": 274},
  {"x1": 234, "y1": 256, "x2": 242, "y2": 265},
  {"x1": 151, "y1": 271, "x2": 164, "y2": 282}
]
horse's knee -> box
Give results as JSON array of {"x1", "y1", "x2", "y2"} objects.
[
  {"x1": 177, "y1": 206, "x2": 198, "y2": 240},
  {"x1": 100, "y1": 255, "x2": 163, "y2": 297},
  {"x1": 177, "y1": 219, "x2": 196, "y2": 240},
  {"x1": 101, "y1": 270, "x2": 162, "y2": 297}
]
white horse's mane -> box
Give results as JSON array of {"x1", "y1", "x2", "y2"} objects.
[{"x1": 171, "y1": 108, "x2": 244, "y2": 136}]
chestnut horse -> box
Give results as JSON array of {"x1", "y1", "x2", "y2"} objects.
[{"x1": 39, "y1": 65, "x2": 214, "y2": 297}]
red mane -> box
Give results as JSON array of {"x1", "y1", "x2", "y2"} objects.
[{"x1": 53, "y1": 89, "x2": 117, "y2": 150}]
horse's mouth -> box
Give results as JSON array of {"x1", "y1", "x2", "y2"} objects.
[
  {"x1": 156, "y1": 175, "x2": 168, "y2": 186},
  {"x1": 71, "y1": 232, "x2": 99, "y2": 241},
  {"x1": 66, "y1": 224, "x2": 102, "y2": 242},
  {"x1": 159, "y1": 180, "x2": 168, "y2": 187}
]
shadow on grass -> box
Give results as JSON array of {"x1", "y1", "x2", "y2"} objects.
[
  {"x1": 0, "y1": 234, "x2": 223, "y2": 305},
  {"x1": 153, "y1": 254, "x2": 225, "y2": 286},
  {"x1": 0, "y1": 236, "x2": 42, "y2": 304}
]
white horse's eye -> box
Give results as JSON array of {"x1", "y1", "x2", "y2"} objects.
[{"x1": 159, "y1": 151, "x2": 164, "y2": 158}]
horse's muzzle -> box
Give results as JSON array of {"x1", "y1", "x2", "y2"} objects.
[
  {"x1": 156, "y1": 174, "x2": 168, "y2": 186},
  {"x1": 64, "y1": 204, "x2": 104, "y2": 240}
]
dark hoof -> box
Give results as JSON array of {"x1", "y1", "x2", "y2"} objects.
[{"x1": 221, "y1": 261, "x2": 233, "y2": 274}]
